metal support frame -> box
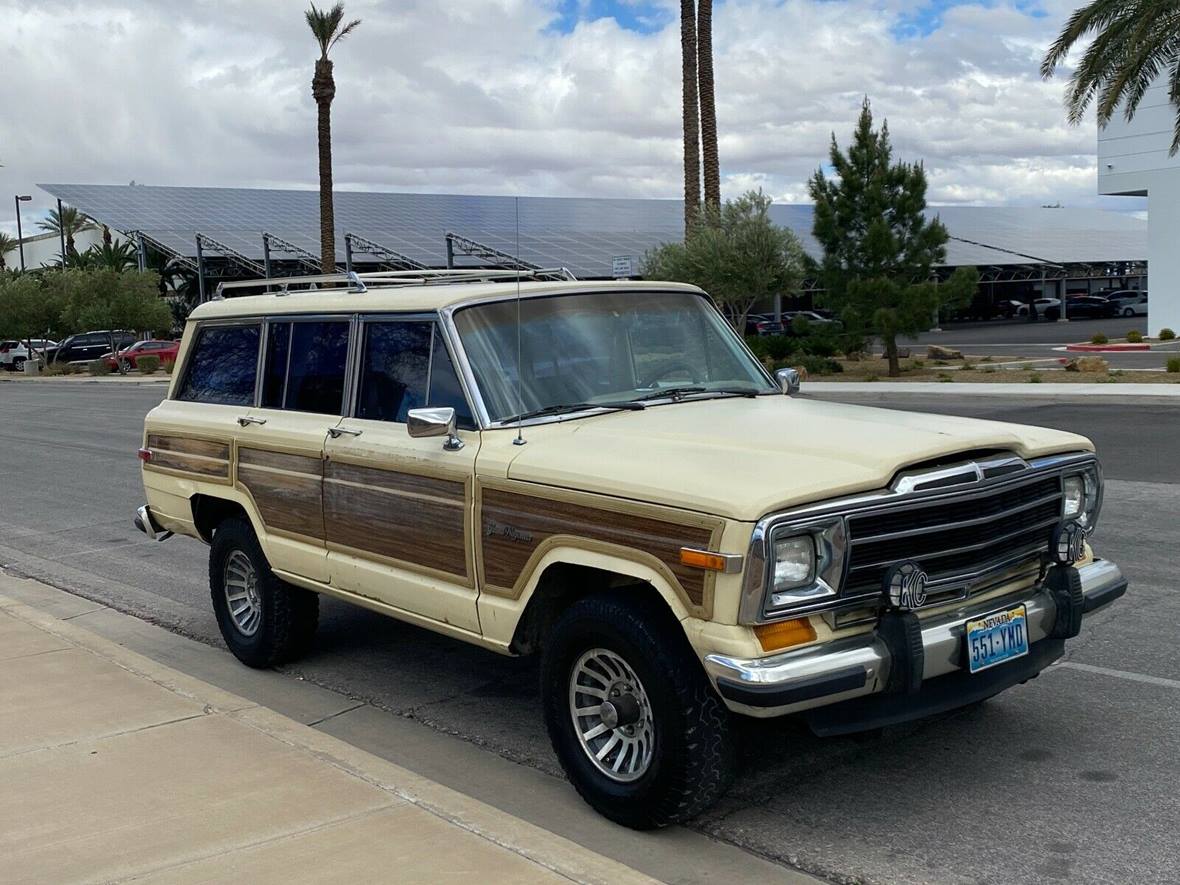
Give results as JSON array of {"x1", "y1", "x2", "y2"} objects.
[
  {"x1": 261, "y1": 232, "x2": 324, "y2": 275},
  {"x1": 194, "y1": 232, "x2": 266, "y2": 278},
  {"x1": 445, "y1": 231, "x2": 542, "y2": 272},
  {"x1": 128, "y1": 230, "x2": 199, "y2": 273},
  {"x1": 195, "y1": 237, "x2": 206, "y2": 303},
  {"x1": 343, "y1": 232, "x2": 427, "y2": 271}
]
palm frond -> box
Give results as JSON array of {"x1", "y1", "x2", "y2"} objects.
[{"x1": 305, "y1": 2, "x2": 358, "y2": 57}]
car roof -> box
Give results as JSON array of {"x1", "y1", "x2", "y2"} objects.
[{"x1": 188, "y1": 279, "x2": 706, "y2": 322}]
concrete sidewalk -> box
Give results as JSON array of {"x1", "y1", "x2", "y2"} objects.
[
  {"x1": 0, "y1": 583, "x2": 654, "y2": 885},
  {"x1": 806, "y1": 381, "x2": 1180, "y2": 396}
]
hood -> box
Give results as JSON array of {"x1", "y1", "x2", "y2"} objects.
[{"x1": 501, "y1": 395, "x2": 1092, "y2": 521}]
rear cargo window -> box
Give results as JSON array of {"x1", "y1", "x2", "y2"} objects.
[{"x1": 176, "y1": 324, "x2": 260, "y2": 406}]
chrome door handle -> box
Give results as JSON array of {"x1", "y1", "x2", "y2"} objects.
[
  {"x1": 327, "y1": 427, "x2": 362, "y2": 438},
  {"x1": 237, "y1": 416, "x2": 267, "y2": 427}
]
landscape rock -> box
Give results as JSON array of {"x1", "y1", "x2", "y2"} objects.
[{"x1": 927, "y1": 344, "x2": 963, "y2": 360}]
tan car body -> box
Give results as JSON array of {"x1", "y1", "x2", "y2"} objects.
[{"x1": 141, "y1": 280, "x2": 1105, "y2": 707}]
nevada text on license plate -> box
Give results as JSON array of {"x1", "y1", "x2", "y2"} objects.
[{"x1": 966, "y1": 604, "x2": 1029, "y2": 673}]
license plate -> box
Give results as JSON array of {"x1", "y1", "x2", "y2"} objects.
[{"x1": 966, "y1": 604, "x2": 1029, "y2": 673}]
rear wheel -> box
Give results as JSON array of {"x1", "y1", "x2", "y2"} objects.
[
  {"x1": 1123, "y1": 307, "x2": 1135, "y2": 317},
  {"x1": 541, "y1": 594, "x2": 736, "y2": 829},
  {"x1": 209, "y1": 517, "x2": 318, "y2": 668}
]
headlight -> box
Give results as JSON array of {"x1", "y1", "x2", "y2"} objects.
[
  {"x1": 764, "y1": 517, "x2": 847, "y2": 615},
  {"x1": 1062, "y1": 464, "x2": 1102, "y2": 531}
]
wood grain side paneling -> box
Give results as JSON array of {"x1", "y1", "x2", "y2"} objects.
[
  {"x1": 144, "y1": 434, "x2": 230, "y2": 481},
  {"x1": 323, "y1": 461, "x2": 470, "y2": 582},
  {"x1": 236, "y1": 448, "x2": 324, "y2": 539},
  {"x1": 479, "y1": 486, "x2": 718, "y2": 614}
]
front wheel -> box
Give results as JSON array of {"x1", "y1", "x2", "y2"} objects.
[
  {"x1": 1123, "y1": 307, "x2": 1135, "y2": 317},
  {"x1": 541, "y1": 594, "x2": 736, "y2": 829},
  {"x1": 209, "y1": 517, "x2": 318, "y2": 668}
]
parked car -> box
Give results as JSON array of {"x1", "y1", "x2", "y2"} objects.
[
  {"x1": 47, "y1": 330, "x2": 137, "y2": 365},
  {"x1": 1100, "y1": 290, "x2": 1148, "y2": 317},
  {"x1": 743, "y1": 313, "x2": 785, "y2": 336},
  {"x1": 103, "y1": 339, "x2": 180, "y2": 372},
  {"x1": 136, "y1": 273, "x2": 1125, "y2": 829},
  {"x1": 1061, "y1": 296, "x2": 1119, "y2": 319},
  {"x1": 0, "y1": 339, "x2": 57, "y2": 371},
  {"x1": 786, "y1": 310, "x2": 842, "y2": 327},
  {"x1": 1015, "y1": 297, "x2": 1062, "y2": 319}
]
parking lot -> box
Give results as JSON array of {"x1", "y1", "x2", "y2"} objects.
[{"x1": 2, "y1": 382, "x2": 1178, "y2": 884}]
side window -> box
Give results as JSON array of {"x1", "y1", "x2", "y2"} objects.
[
  {"x1": 261, "y1": 322, "x2": 291, "y2": 409},
  {"x1": 284, "y1": 321, "x2": 350, "y2": 414},
  {"x1": 356, "y1": 321, "x2": 474, "y2": 428},
  {"x1": 177, "y1": 324, "x2": 260, "y2": 406}
]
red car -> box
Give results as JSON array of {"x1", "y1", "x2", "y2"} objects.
[{"x1": 103, "y1": 339, "x2": 180, "y2": 372}]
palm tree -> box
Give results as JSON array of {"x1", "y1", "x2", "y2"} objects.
[
  {"x1": 680, "y1": 0, "x2": 701, "y2": 233},
  {"x1": 697, "y1": 0, "x2": 720, "y2": 213},
  {"x1": 0, "y1": 232, "x2": 15, "y2": 270},
  {"x1": 1042, "y1": 1, "x2": 1180, "y2": 154},
  {"x1": 305, "y1": 2, "x2": 361, "y2": 272},
  {"x1": 37, "y1": 205, "x2": 95, "y2": 255}
]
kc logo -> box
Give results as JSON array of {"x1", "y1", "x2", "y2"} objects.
[{"x1": 884, "y1": 560, "x2": 929, "y2": 610}]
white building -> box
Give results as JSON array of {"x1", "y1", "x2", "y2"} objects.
[
  {"x1": 1098, "y1": 80, "x2": 1179, "y2": 335},
  {"x1": 2, "y1": 227, "x2": 116, "y2": 271}
]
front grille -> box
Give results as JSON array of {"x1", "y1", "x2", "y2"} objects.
[{"x1": 843, "y1": 474, "x2": 1062, "y2": 598}]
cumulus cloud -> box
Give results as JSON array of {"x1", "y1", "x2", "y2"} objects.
[{"x1": 0, "y1": 0, "x2": 1144, "y2": 234}]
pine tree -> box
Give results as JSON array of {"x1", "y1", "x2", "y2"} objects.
[{"x1": 808, "y1": 98, "x2": 976, "y2": 376}]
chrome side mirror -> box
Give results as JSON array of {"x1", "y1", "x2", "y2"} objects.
[
  {"x1": 775, "y1": 367, "x2": 801, "y2": 396},
  {"x1": 407, "y1": 407, "x2": 464, "y2": 451}
]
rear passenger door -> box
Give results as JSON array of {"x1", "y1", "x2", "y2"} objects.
[
  {"x1": 233, "y1": 317, "x2": 354, "y2": 585},
  {"x1": 323, "y1": 315, "x2": 481, "y2": 632}
]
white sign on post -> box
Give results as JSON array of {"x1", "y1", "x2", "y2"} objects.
[{"x1": 611, "y1": 256, "x2": 634, "y2": 279}]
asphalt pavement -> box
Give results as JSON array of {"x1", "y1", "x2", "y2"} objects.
[
  {"x1": 904, "y1": 315, "x2": 1180, "y2": 370},
  {"x1": 2, "y1": 382, "x2": 1178, "y2": 885}
]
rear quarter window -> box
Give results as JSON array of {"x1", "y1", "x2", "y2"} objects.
[{"x1": 176, "y1": 324, "x2": 261, "y2": 406}]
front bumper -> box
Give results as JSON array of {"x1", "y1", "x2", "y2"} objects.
[{"x1": 704, "y1": 559, "x2": 1126, "y2": 730}]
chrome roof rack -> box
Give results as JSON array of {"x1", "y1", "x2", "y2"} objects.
[{"x1": 213, "y1": 267, "x2": 577, "y2": 298}]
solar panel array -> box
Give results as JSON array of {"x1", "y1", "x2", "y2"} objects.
[{"x1": 38, "y1": 183, "x2": 1146, "y2": 277}]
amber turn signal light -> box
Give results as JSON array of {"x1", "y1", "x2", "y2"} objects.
[
  {"x1": 679, "y1": 547, "x2": 742, "y2": 574},
  {"x1": 754, "y1": 618, "x2": 817, "y2": 652}
]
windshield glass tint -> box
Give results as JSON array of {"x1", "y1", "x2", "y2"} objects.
[{"x1": 453, "y1": 290, "x2": 772, "y2": 422}]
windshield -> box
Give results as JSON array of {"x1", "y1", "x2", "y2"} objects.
[{"x1": 453, "y1": 290, "x2": 775, "y2": 424}]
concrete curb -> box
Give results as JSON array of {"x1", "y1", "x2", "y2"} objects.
[
  {"x1": 804, "y1": 381, "x2": 1180, "y2": 396},
  {"x1": 1065, "y1": 343, "x2": 1152, "y2": 352},
  {"x1": 0, "y1": 374, "x2": 169, "y2": 385},
  {"x1": 0, "y1": 579, "x2": 656, "y2": 885}
]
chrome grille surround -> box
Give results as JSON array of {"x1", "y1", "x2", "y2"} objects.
[{"x1": 740, "y1": 451, "x2": 1099, "y2": 625}]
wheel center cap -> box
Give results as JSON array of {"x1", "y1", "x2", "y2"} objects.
[{"x1": 600, "y1": 693, "x2": 641, "y2": 730}]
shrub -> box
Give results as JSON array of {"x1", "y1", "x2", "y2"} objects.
[
  {"x1": 1126, "y1": 330, "x2": 1144, "y2": 344},
  {"x1": 980, "y1": 355, "x2": 993, "y2": 363},
  {"x1": 766, "y1": 334, "x2": 798, "y2": 361},
  {"x1": 1168, "y1": 357, "x2": 1180, "y2": 374},
  {"x1": 793, "y1": 354, "x2": 843, "y2": 376},
  {"x1": 1090, "y1": 332, "x2": 1108, "y2": 345},
  {"x1": 163, "y1": 359, "x2": 175, "y2": 375},
  {"x1": 87, "y1": 359, "x2": 112, "y2": 376},
  {"x1": 41, "y1": 363, "x2": 68, "y2": 377},
  {"x1": 1160, "y1": 328, "x2": 1176, "y2": 341},
  {"x1": 1028, "y1": 373, "x2": 1043, "y2": 383},
  {"x1": 937, "y1": 372, "x2": 954, "y2": 382},
  {"x1": 911, "y1": 359, "x2": 925, "y2": 369},
  {"x1": 137, "y1": 355, "x2": 161, "y2": 375}
]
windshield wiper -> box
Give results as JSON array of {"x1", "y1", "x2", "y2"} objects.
[
  {"x1": 498, "y1": 400, "x2": 646, "y2": 424},
  {"x1": 630, "y1": 386, "x2": 761, "y2": 403}
]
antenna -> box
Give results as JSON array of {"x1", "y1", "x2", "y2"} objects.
[{"x1": 513, "y1": 196, "x2": 527, "y2": 446}]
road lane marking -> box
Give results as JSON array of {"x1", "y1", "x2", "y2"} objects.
[{"x1": 1053, "y1": 661, "x2": 1180, "y2": 690}]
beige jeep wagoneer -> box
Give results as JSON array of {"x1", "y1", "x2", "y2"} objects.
[{"x1": 137, "y1": 270, "x2": 1126, "y2": 828}]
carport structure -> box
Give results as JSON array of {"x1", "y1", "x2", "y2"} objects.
[{"x1": 38, "y1": 184, "x2": 1146, "y2": 314}]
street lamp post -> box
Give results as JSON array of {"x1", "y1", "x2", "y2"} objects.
[{"x1": 14, "y1": 195, "x2": 32, "y2": 271}]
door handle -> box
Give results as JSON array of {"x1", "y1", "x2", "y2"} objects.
[
  {"x1": 327, "y1": 427, "x2": 362, "y2": 438},
  {"x1": 237, "y1": 416, "x2": 267, "y2": 427}
]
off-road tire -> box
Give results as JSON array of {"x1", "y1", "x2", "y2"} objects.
[
  {"x1": 541, "y1": 594, "x2": 736, "y2": 829},
  {"x1": 209, "y1": 517, "x2": 318, "y2": 668}
]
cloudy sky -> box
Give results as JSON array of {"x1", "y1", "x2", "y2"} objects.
[{"x1": 0, "y1": 0, "x2": 1145, "y2": 234}]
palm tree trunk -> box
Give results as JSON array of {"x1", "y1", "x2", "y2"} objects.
[
  {"x1": 313, "y1": 57, "x2": 338, "y2": 272},
  {"x1": 680, "y1": 0, "x2": 701, "y2": 235},
  {"x1": 697, "y1": 0, "x2": 720, "y2": 213}
]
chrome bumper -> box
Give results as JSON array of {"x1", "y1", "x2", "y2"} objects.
[
  {"x1": 704, "y1": 559, "x2": 1127, "y2": 720},
  {"x1": 133, "y1": 504, "x2": 173, "y2": 542}
]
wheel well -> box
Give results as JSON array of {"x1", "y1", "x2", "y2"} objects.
[
  {"x1": 190, "y1": 494, "x2": 249, "y2": 543},
  {"x1": 509, "y1": 562, "x2": 679, "y2": 656}
]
